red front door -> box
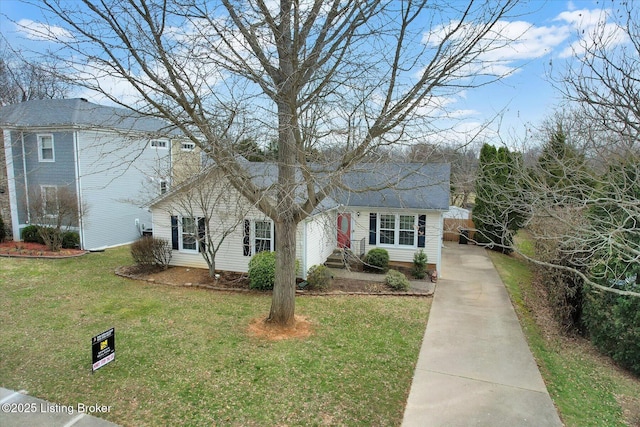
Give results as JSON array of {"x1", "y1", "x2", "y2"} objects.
[{"x1": 337, "y1": 213, "x2": 351, "y2": 249}]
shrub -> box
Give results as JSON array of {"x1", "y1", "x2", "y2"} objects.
[
  {"x1": 583, "y1": 291, "x2": 640, "y2": 376},
  {"x1": 412, "y1": 249, "x2": 428, "y2": 279},
  {"x1": 365, "y1": 248, "x2": 389, "y2": 273},
  {"x1": 306, "y1": 264, "x2": 332, "y2": 291},
  {"x1": 61, "y1": 231, "x2": 80, "y2": 249},
  {"x1": 130, "y1": 236, "x2": 172, "y2": 269},
  {"x1": 248, "y1": 251, "x2": 277, "y2": 290},
  {"x1": 385, "y1": 269, "x2": 410, "y2": 291},
  {"x1": 21, "y1": 225, "x2": 44, "y2": 244}
]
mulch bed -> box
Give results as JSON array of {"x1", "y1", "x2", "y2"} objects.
[
  {"x1": 116, "y1": 265, "x2": 433, "y2": 297},
  {"x1": 0, "y1": 241, "x2": 88, "y2": 258}
]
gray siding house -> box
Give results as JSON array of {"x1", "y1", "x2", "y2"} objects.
[{"x1": 0, "y1": 98, "x2": 186, "y2": 250}]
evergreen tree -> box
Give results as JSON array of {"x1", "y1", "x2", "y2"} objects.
[{"x1": 473, "y1": 144, "x2": 526, "y2": 253}]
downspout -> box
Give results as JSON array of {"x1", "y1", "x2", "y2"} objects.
[
  {"x1": 20, "y1": 131, "x2": 30, "y2": 225},
  {"x1": 301, "y1": 220, "x2": 308, "y2": 280},
  {"x1": 73, "y1": 131, "x2": 86, "y2": 249}
]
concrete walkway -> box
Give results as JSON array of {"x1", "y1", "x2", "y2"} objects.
[
  {"x1": 402, "y1": 244, "x2": 563, "y2": 426},
  {"x1": 0, "y1": 388, "x2": 119, "y2": 427}
]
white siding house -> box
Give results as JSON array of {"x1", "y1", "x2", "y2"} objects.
[{"x1": 149, "y1": 162, "x2": 450, "y2": 277}]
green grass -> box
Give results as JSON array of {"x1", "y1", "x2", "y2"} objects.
[
  {"x1": 0, "y1": 246, "x2": 430, "y2": 426},
  {"x1": 488, "y1": 250, "x2": 640, "y2": 427}
]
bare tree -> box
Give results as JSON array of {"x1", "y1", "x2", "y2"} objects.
[
  {"x1": 27, "y1": 185, "x2": 81, "y2": 251},
  {"x1": 30, "y1": 0, "x2": 520, "y2": 325},
  {"x1": 0, "y1": 42, "x2": 70, "y2": 106},
  {"x1": 156, "y1": 166, "x2": 253, "y2": 278}
]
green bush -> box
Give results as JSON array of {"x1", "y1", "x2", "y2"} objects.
[
  {"x1": 21, "y1": 225, "x2": 44, "y2": 244},
  {"x1": 412, "y1": 249, "x2": 428, "y2": 279},
  {"x1": 306, "y1": 264, "x2": 332, "y2": 291},
  {"x1": 61, "y1": 231, "x2": 80, "y2": 249},
  {"x1": 583, "y1": 291, "x2": 640, "y2": 376},
  {"x1": 130, "y1": 236, "x2": 172, "y2": 269},
  {"x1": 365, "y1": 248, "x2": 389, "y2": 273},
  {"x1": 385, "y1": 269, "x2": 410, "y2": 291},
  {"x1": 248, "y1": 251, "x2": 277, "y2": 290}
]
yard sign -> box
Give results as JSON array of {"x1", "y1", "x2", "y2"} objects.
[{"x1": 92, "y1": 328, "x2": 115, "y2": 372}]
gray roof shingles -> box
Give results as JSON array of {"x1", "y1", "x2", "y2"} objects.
[{"x1": 0, "y1": 98, "x2": 176, "y2": 134}]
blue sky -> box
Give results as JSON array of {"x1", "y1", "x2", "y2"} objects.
[{"x1": 0, "y1": 0, "x2": 629, "y2": 145}]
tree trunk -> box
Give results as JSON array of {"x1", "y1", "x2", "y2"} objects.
[{"x1": 268, "y1": 219, "x2": 297, "y2": 326}]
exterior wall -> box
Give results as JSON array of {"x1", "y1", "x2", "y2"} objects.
[
  {"x1": 0, "y1": 130, "x2": 13, "y2": 238},
  {"x1": 76, "y1": 130, "x2": 170, "y2": 250},
  {"x1": 301, "y1": 210, "x2": 337, "y2": 277},
  {"x1": 348, "y1": 208, "x2": 444, "y2": 273},
  {"x1": 152, "y1": 193, "x2": 308, "y2": 276},
  {"x1": 6, "y1": 129, "x2": 79, "y2": 236}
]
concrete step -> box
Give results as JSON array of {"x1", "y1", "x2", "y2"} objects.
[{"x1": 325, "y1": 260, "x2": 345, "y2": 269}]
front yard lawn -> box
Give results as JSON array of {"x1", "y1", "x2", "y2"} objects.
[{"x1": 0, "y1": 246, "x2": 430, "y2": 426}]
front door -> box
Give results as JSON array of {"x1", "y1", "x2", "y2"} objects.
[{"x1": 337, "y1": 213, "x2": 351, "y2": 249}]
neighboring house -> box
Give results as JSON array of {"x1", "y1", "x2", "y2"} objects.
[
  {"x1": 149, "y1": 162, "x2": 450, "y2": 278},
  {"x1": 0, "y1": 98, "x2": 199, "y2": 250}
]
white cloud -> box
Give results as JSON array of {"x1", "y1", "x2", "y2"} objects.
[
  {"x1": 554, "y1": 8, "x2": 629, "y2": 58},
  {"x1": 17, "y1": 19, "x2": 74, "y2": 42}
]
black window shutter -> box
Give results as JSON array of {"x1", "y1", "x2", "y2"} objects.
[
  {"x1": 272, "y1": 221, "x2": 275, "y2": 251},
  {"x1": 171, "y1": 216, "x2": 179, "y2": 250},
  {"x1": 369, "y1": 213, "x2": 377, "y2": 245},
  {"x1": 198, "y1": 217, "x2": 206, "y2": 253},
  {"x1": 243, "y1": 220, "x2": 250, "y2": 256},
  {"x1": 418, "y1": 215, "x2": 426, "y2": 248}
]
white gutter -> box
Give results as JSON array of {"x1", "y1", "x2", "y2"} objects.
[{"x1": 20, "y1": 132, "x2": 30, "y2": 225}]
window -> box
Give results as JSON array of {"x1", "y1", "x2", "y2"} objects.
[
  {"x1": 379, "y1": 214, "x2": 396, "y2": 245},
  {"x1": 150, "y1": 139, "x2": 168, "y2": 149},
  {"x1": 398, "y1": 215, "x2": 416, "y2": 246},
  {"x1": 243, "y1": 219, "x2": 274, "y2": 256},
  {"x1": 181, "y1": 142, "x2": 195, "y2": 151},
  {"x1": 42, "y1": 186, "x2": 59, "y2": 216},
  {"x1": 254, "y1": 220, "x2": 273, "y2": 253},
  {"x1": 160, "y1": 180, "x2": 168, "y2": 194},
  {"x1": 38, "y1": 134, "x2": 55, "y2": 162},
  {"x1": 378, "y1": 214, "x2": 416, "y2": 247},
  {"x1": 181, "y1": 217, "x2": 198, "y2": 251}
]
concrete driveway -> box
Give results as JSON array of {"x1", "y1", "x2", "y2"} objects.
[{"x1": 402, "y1": 243, "x2": 563, "y2": 426}]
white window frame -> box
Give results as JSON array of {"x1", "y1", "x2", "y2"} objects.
[
  {"x1": 180, "y1": 142, "x2": 196, "y2": 151},
  {"x1": 179, "y1": 216, "x2": 199, "y2": 253},
  {"x1": 41, "y1": 185, "x2": 59, "y2": 217},
  {"x1": 252, "y1": 220, "x2": 274, "y2": 255},
  {"x1": 38, "y1": 134, "x2": 55, "y2": 162},
  {"x1": 377, "y1": 213, "x2": 417, "y2": 248},
  {"x1": 150, "y1": 139, "x2": 168, "y2": 149},
  {"x1": 160, "y1": 180, "x2": 168, "y2": 194}
]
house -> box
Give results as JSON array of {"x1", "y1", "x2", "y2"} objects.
[
  {"x1": 149, "y1": 162, "x2": 450, "y2": 278},
  {"x1": 0, "y1": 98, "x2": 199, "y2": 250}
]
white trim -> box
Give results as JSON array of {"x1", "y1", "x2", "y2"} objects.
[
  {"x1": 376, "y1": 213, "x2": 418, "y2": 249},
  {"x1": 37, "y1": 133, "x2": 55, "y2": 162},
  {"x1": 73, "y1": 131, "x2": 86, "y2": 249},
  {"x1": 20, "y1": 132, "x2": 30, "y2": 224},
  {"x1": 180, "y1": 142, "x2": 195, "y2": 151},
  {"x1": 251, "y1": 219, "x2": 274, "y2": 255},
  {"x1": 178, "y1": 216, "x2": 199, "y2": 253}
]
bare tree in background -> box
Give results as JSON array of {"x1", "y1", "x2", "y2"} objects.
[
  {"x1": 0, "y1": 42, "x2": 70, "y2": 106},
  {"x1": 29, "y1": 0, "x2": 521, "y2": 325}
]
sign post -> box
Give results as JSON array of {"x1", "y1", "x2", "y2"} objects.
[{"x1": 92, "y1": 328, "x2": 115, "y2": 372}]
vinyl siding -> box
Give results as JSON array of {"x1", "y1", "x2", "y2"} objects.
[
  {"x1": 302, "y1": 211, "x2": 337, "y2": 276},
  {"x1": 152, "y1": 185, "x2": 308, "y2": 276},
  {"x1": 350, "y1": 208, "x2": 444, "y2": 272},
  {"x1": 77, "y1": 130, "x2": 169, "y2": 249}
]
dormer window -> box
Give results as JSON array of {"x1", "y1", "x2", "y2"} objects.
[
  {"x1": 181, "y1": 142, "x2": 195, "y2": 151},
  {"x1": 150, "y1": 139, "x2": 168, "y2": 149}
]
